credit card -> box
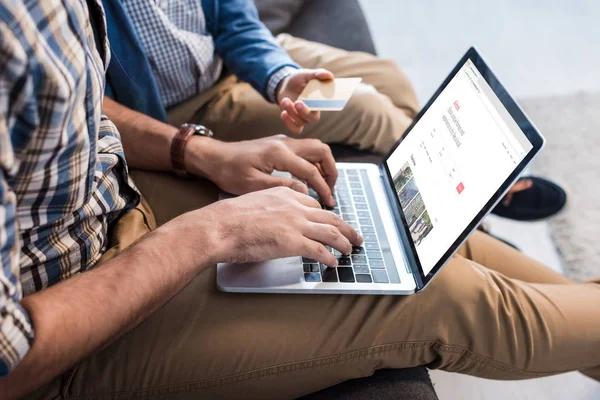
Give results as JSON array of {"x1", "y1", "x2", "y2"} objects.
[{"x1": 298, "y1": 77, "x2": 362, "y2": 111}]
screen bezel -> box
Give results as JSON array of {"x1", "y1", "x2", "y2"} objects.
[{"x1": 382, "y1": 47, "x2": 545, "y2": 289}]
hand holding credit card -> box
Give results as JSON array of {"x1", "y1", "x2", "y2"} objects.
[{"x1": 298, "y1": 77, "x2": 362, "y2": 111}]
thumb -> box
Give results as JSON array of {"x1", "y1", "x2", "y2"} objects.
[
  {"x1": 258, "y1": 174, "x2": 308, "y2": 194},
  {"x1": 299, "y1": 69, "x2": 334, "y2": 83},
  {"x1": 312, "y1": 68, "x2": 334, "y2": 81}
]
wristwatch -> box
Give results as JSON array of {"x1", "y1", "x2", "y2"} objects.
[{"x1": 170, "y1": 123, "x2": 214, "y2": 176}]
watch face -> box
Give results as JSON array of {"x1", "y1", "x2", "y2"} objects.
[
  {"x1": 182, "y1": 123, "x2": 200, "y2": 131},
  {"x1": 182, "y1": 123, "x2": 213, "y2": 137}
]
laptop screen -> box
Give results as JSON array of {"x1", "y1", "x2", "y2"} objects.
[{"x1": 385, "y1": 58, "x2": 533, "y2": 276}]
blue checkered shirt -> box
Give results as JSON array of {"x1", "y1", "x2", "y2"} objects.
[
  {"x1": 0, "y1": 0, "x2": 139, "y2": 376},
  {"x1": 123, "y1": 0, "x2": 296, "y2": 107}
]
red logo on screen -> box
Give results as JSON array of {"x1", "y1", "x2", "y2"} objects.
[
  {"x1": 456, "y1": 182, "x2": 464, "y2": 194},
  {"x1": 454, "y1": 100, "x2": 460, "y2": 111}
]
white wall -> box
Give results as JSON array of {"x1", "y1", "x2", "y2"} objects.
[{"x1": 359, "y1": 0, "x2": 600, "y2": 103}]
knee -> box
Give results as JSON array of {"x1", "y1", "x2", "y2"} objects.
[
  {"x1": 425, "y1": 259, "x2": 486, "y2": 308},
  {"x1": 344, "y1": 85, "x2": 412, "y2": 153},
  {"x1": 346, "y1": 84, "x2": 390, "y2": 121},
  {"x1": 378, "y1": 59, "x2": 420, "y2": 117},
  {"x1": 425, "y1": 258, "x2": 529, "y2": 342},
  {"x1": 420, "y1": 257, "x2": 513, "y2": 336}
]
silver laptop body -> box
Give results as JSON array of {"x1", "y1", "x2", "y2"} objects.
[{"x1": 217, "y1": 162, "x2": 419, "y2": 294}]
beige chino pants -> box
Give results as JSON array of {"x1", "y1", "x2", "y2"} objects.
[
  {"x1": 167, "y1": 34, "x2": 420, "y2": 154},
  {"x1": 30, "y1": 36, "x2": 600, "y2": 400}
]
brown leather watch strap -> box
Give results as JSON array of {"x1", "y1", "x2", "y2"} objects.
[{"x1": 170, "y1": 124, "x2": 197, "y2": 174}]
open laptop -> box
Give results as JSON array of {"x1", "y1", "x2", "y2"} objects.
[{"x1": 217, "y1": 47, "x2": 545, "y2": 295}]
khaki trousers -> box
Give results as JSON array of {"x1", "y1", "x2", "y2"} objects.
[
  {"x1": 32, "y1": 170, "x2": 600, "y2": 400},
  {"x1": 31, "y1": 36, "x2": 600, "y2": 399},
  {"x1": 167, "y1": 34, "x2": 420, "y2": 154}
]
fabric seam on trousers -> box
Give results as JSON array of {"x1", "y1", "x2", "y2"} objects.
[
  {"x1": 64, "y1": 340, "x2": 551, "y2": 399},
  {"x1": 134, "y1": 206, "x2": 153, "y2": 232}
]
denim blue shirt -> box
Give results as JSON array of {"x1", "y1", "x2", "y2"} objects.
[{"x1": 103, "y1": 0, "x2": 300, "y2": 120}]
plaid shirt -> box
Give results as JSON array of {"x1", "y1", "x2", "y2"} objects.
[
  {"x1": 0, "y1": 0, "x2": 139, "y2": 376},
  {"x1": 123, "y1": 0, "x2": 296, "y2": 107}
]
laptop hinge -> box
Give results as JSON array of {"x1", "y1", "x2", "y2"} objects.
[{"x1": 377, "y1": 163, "x2": 425, "y2": 290}]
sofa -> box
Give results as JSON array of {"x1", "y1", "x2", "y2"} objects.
[{"x1": 253, "y1": 1, "x2": 439, "y2": 399}]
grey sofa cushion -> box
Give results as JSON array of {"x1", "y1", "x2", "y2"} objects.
[
  {"x1": 255, "y1": 0, "x2": 376, "y2": 56},
  {"x1": 287, "y1": 0, "x2": 377, "y2": 55},
  {"x1": 299, "y1": 367, "x2": 438, "y2": 400},
  {"x1": 254, "y1": 0, "x2": 306, "y2": 35}
]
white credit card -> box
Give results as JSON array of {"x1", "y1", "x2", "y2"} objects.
[{"x1": 298, "y1": 77, "x2": 362, "y2": 111}]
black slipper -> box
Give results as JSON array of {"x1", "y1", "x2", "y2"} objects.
[{"x1": 491, "y1": 177, "x2": 567, "y2": 221}]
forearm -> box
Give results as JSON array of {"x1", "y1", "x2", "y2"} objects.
[
  {"x1": 103, "y1": 96, "x2": 178, "y2": 171},
  {"x1": 0, "y1": 212, "x2": 218, "y2": 399},
  {"x1": 214, "y1": 0, "x2": 299, "y2": 99}
]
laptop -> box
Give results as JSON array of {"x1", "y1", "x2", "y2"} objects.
[{"x1": 217, "y1": 47, "x2": 545, "y2": 295}]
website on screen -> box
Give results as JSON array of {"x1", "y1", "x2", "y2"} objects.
[{"x1": 386, "y1": 59, "x2": 533, "y2": 276}]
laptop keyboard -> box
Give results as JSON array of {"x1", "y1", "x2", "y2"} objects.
[{"x1": 303, "y1": 168, "x2": 391, "y2": 284}]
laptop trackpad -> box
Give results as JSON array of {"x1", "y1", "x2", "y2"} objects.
[{"x1": 217, "y1": 257, "x2": 302, "y2": 289}]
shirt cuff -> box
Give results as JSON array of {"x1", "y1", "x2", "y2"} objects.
[
  {"x1": 267, "y1": 66, "x2": 299, "y2": 103},
  {"x1": 0, "y1": 301, "x2": 34, "y2": 377}
]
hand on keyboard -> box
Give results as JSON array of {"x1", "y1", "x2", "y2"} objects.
[
  {"x1": 207, "y1": 187, "x2": 362, "y2": 268},
  {"x1": 302, "y1": 168, "x2": 392, "y2": 284},
  {"x1": 186, "y1": 135, "x2": 338, "y2": 207}
]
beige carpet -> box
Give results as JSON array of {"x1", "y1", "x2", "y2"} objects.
[{"x1": 521, "y1": 92, "x2": 600, "y2": 282}]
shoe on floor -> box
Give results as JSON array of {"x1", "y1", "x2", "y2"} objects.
[{"x1": 491, "y1": 177, "x2": 567, "y2": 221}]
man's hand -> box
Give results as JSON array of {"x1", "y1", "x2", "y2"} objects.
[
  {"x1": 186, "y1": 135, "x2": 338, "y2": 208},
  {"x1": 277, "y1": 68, "x2": 335, "y2": 134},
  {"x1": 206, "y1": 187, "x2": 363, "y2": 267}
]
